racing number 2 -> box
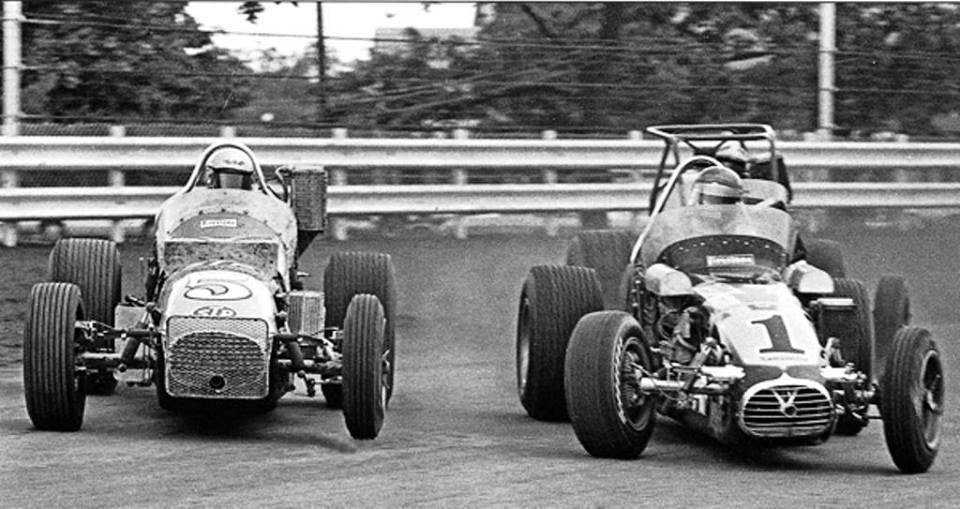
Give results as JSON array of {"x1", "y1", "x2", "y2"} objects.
[{"x1": 753, "y1": 315, "x2": 803, "y2": 354}]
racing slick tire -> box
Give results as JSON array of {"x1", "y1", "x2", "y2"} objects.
[
  {"x1": 880, "y1": 326, "x2": 943, "y2": 474},
  {"x1": 565, "y1": 311, "x2": 656, "y2": 459},
  {"x1": 804, "y1": 238, "x2": 845, "y2": 278},
  {"x1": 321, "y1": 384, "x2": 343, "y2": 408},
  {"x1": 874, "y1": 276, "x2": 911, "y2": 380},
  {"x1": 565, "y1": 230, "x2": 635, "y2": 309},
  {"x1": 48, "y1": 238, "x2": 122, "y2": 395},
  {"x1": 324, "y1": 252, "x2": 397, "y2": 404},
  {"x1": 829, "y1": 278, "x2": 875, "y2": 435},
  {"x1": 342, "y1": 294, "x2": 387, "y2": 440},
  {"x1": 23, "y1": 283, "x2": 87, "y2": 431},
  {"x1": 617, "y1": 264, "x2": 638, "y2": 315},
  {"x1": 517, "y1": 265, "x2": 603, "y2": 422}
]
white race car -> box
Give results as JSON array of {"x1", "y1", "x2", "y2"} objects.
[
  {"x1": 517, "y1": 124, "x2": 942, "y2": 473},
  {"x1": 23, "y1": 141, "x2": 396, "y2": 440}
]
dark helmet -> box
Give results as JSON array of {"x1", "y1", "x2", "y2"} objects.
[
  {"x1": 693, "y1": 165, "x2": 744, "y2": 205},
  {"x1": 205, "y1": 146, "x2": 255, "y2": 189}
]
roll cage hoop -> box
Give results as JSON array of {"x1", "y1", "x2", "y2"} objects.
[
  {"x1": 644, "y1": 124, "x2": 781, "y2": 214},
  {"x1": 629, "y1": 123, "x2": 785, "y2": 265},
  {"x1": 182, "y1": 141, "x2": 284, "y2": 200}
]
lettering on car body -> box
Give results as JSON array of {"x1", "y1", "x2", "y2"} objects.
[
  {"x1": 192, "y1": 305, "x2": 238, "y2": 317},
  {"x1": 200, "y1": 218, "x2": 238, "y2": 229}
]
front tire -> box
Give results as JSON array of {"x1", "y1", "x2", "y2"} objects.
[
  {"x1": 881, "y1": 327, "x2": 943, "y2": 474},
  {"x1": 342, "y1": 294, "x2": 387, "y2": 440},
  {"x1": 23, "y1": 283, "x2": 87, "y2": 431},
  {"x1": 565, "y1": 311, "x2": 656, "y2": 458},
  {"x1": 517, "y1": 265, "x2": 603, "y2": 421}
]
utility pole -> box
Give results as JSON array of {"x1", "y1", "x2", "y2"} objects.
[
  {"x1": 3, "y1": 1, "x2": 22, "y2": 136},
  {"x1": 818, "y1": 2, "x2": 836, "y2": 139},
  {"x1": 316, "y1": 1, "x2": 326, "y2": 124}
]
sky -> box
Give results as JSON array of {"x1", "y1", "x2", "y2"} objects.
[{"x1": 185, "y1": 1, "x2": 477, "y2": 68}]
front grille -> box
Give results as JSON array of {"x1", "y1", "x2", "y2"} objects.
[
  {"x1": 166, "y1": 316, "x2": 269, "y2": 399},
  {"x1": 740, "y1": 381, "x2": 833, "y2": 438}
]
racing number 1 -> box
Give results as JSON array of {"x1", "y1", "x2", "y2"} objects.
[{"x1": 754, "y1": 315, "x2": 803, "y2": 354}]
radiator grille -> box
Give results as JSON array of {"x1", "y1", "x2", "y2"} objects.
[
  {"x1": 166, "y1": 316, "x2": 269, "y2": 399},
  {"x1": 741, "y1": 383, "x2": 833, "y2": 438}
]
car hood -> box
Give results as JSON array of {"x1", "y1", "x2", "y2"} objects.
[
  {"x1": 695, "y1": 281, "x2": 822, "y2": 369},
  {"x1": 159, "y1": 266, "x2": 279, "y2": 332}
]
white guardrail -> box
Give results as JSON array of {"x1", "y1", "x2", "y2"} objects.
[{"x1": 0, "y1": 137, "x2": 959, "y2": 244}]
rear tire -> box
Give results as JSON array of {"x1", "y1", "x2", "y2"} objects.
[
  {"x1": 321, "y1": 384, "x2": 343, "y2": 408},
  {"x1": 566, "y1": 230, "x2": 635, "y2": 309},
  {"x1": 48, "y1": 238, "x2": 122, "y2": 395},
  {"x1": 324, "y1": 252, "x2": 396, "y2": 403},
  {"x1": 874, "y1": 276, "x2": 910, "y2": 380},
  {"x1": 830, "y1": 278, "x2": 874, "y2": 436},
  {"x1": 881, "y1": 327, "x2": 943, "y2": 474},
  {"x1": 516, "y1": 265, "x2": 603, "y2": 421},
  {"x1": 342, "y1": 294, "x2": 387, "y2": 440},
  {"x1": 23, "y1": 283, "x2": 87, "y2": 431},
  {"x1": 565, "y1": 311, "x2": 656, "y2": 458},
  {"x1": 804, "y1": 238, "x2": 845, "y2": 278}
]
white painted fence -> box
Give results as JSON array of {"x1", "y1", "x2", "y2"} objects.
[{"x1": 0, "y1": 137, "x2": 958, "y2": 245}]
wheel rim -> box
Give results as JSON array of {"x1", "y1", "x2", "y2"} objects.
[
  {"x1": 73, "y1": 320, "x2": 86, "y2": 403},
  {"x1": 615, "y1": 335, "x2": 652, "y2": 430},
  {"x1": 919, "y1": 349, "x2": 944, "y2": 447},
  {"x1": 517, "y1": 297, "x2": 531, "y2": 395},
  {"x1": 381, "y1": 349, "x2": 391, "y2": 411}
]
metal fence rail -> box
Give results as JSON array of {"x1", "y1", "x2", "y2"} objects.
[
  {"x1": 1, "y1": 137, "x2": 959, "y2": 245},
  {"x1": 1, "y1": 137, "x2": 960, "y2": 169}
]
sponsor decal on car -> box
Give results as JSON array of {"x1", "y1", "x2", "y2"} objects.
[
  {"x1": 184, "y1": 279, "x2": 253, "y2": 301},
  {"x1": 707, "y1": 254, "x2": 756, "y2": 267},
  {"x1": 192, "y1": 305, "x2": 238, "y2": 317},
  {"x1": 200, "y1": 218, "x2": 238, "y2": 229}
]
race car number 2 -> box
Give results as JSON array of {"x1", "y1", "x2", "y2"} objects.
[{"x1": 184, "y1": 280, "x2": 252, "y2": 301}]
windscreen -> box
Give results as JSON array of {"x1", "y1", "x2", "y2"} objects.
[{"x1": 640, "y1": 205, "x2": 796, "y2": 272}]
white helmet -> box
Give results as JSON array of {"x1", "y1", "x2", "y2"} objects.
[
  {"x1": 205, "y1": 146, "x2": 255, "y2": 189},
  {"x1": 693, "y1": 165, "x2": 743, "y2": 205}
]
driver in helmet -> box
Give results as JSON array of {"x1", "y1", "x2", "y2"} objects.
[
  {"x1": 692, "y1": 165, "x2": 744, "y2": 205},
  {"x1": 205, "y1": 146, "x2": 255, "y2": 190}
]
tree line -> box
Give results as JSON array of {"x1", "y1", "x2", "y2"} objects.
[{"x1": 5, "y1": 2, "x2": 960, "y2": 137}]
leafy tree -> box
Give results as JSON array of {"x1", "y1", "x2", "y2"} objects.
[
  {"x1": 474, "y1": 3, "x2": 821, "y2": 133},
  {"x1": 834, "y1": 3, "x2": 960, "y2": 134},
  {"x1": 15, "y1": 1, "x2": 253, "y2": 122},
  {"x1": 325, "y1": 3, "x2": 823, "y2": 134},
  {"x1": 473, "y1": 2, "x2": 960, "y2": 135},
  {"x1": 327, "y1": 2, "x2": 960, "y2": 136}
]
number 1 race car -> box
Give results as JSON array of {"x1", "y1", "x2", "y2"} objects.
[
  {"x1": 23, "y1": 142, "x2": 396, "y2": 440},
  {"x1": 516, "y1": 124, "x2": 943, "y2": 473}
]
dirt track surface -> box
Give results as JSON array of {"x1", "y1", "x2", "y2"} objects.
[{"x1": 2, "y1": 221, "x2": 960, "y2": 507}]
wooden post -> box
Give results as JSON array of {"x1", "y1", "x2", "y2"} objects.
[
  {"x1": 0, "y1": 169, "x2": 17, "y2": 247},
  {"x1": 2, "y1": 3, "x2": 21, "y2": 246},
  {"x1": 541, "y1": 130, "x2": 560, "y2": 236},
  {"x1": 109, "y1": 125, "x2": 126, "y2": 243},
  {"x1": 452, "y1": 128, "x2": 470, "y2": 239},
  {"x1": 330, "y1": 128, "x2": 349, "y2": 240}
]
